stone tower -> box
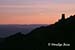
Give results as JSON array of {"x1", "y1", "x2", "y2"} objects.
[{"x1": 61, "y1": 14, "x2": 65, "y2": 20}]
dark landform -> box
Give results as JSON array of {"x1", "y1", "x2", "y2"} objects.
[{"x1": 0, "y1": 14, "x2": 74, "y2": 49}]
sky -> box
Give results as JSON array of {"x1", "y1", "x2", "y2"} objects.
[{"x1": 0, "y1": 0, "x2": 75, "y2": 24}]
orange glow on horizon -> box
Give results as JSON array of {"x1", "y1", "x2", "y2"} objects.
[{"x1": 0, "y1": 15, "x2": 60, "y2": 24}]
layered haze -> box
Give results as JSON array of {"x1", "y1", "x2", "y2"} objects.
[{"x1": 0, "y1": 24, "x2": 47, "y2": 37}]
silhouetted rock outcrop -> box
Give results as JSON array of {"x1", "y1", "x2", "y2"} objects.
[
  {"x1": 0, "y1": 14, "x2": 75, "y2": 49},
  {"x1": 29, "y1": 14, "x2": 74, "y2": 41}
]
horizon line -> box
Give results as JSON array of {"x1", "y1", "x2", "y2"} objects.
[{"x1": 0, "y1": 24, "x2": 49, "y2": 25}]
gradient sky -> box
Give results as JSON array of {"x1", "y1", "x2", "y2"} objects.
[{"x1": 0, "y1": 0, "x2": 75, "y2": 24}]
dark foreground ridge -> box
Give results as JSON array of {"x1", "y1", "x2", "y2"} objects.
[{"x1": 0, "y1": 14, "x2": 75, "y2": 49}]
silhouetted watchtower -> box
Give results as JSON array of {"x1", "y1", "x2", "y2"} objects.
[{"x1": 61, "y1": 14, "x2": 65, "y2": 20}]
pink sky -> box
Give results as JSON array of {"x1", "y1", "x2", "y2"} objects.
[{"x1": 0, "y1": 0, "x2": 75, "y2": 24}]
